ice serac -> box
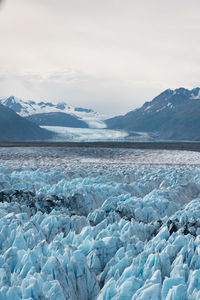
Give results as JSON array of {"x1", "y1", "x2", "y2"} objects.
[{"x1": 0, "y1": 148, "x2": 200, "y2": 299}]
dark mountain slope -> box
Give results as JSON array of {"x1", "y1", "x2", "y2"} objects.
[
  {"x1": 0, "y1": 104, "x2": 54, "y2": 141},
  {"x1": 106, "y1": 88, "x2": 200, "y2": 140},
  {"x1": 26, "y1": 112, "x2": 89, "y2": 128}
]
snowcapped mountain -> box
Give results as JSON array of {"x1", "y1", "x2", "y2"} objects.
[
  {"x1": 0, "y1": 96, "x2": 106, "y2": 129},
  {"x1": 106, "y1": 87, "x2": 200, "y2": 141}
]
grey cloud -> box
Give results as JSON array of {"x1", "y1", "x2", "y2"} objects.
[
  {"x1": 0, "y1": 69, "x2": 167, "y2": 114},
  {"x1": 0, "y1": 0, "x2": 199, "y2": 113}
]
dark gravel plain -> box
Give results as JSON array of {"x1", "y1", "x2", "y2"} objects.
[{"x1": 1, "y1": 141, "x2": 200, "y2": 152}]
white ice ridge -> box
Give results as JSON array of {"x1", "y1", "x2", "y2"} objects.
[{"x1": 0, "y1": 148, "x2": 200, "y2": 299}]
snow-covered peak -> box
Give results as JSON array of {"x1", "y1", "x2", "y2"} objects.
[
  {"x1": 0, "y1": 96, "x2": 26, "y2": 113},
  {"x1": 173, "y1": 87, "x2": 189, "y2": 94},
  {"x1": 190, "y1": 88, "x2": 200, "y2": 100},
  {"x1": 139, "y1": 87, "x2": 200, "y2": 115},
  {"x1": 0, "y1": 96, "x2": 107, "y2": 129}
]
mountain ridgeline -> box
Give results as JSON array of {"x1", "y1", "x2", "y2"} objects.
[
  {"x1": 0, "y1": 96, "x2": 93, "y2": 128},
  {"x1": 106, "y1": 87, "x2": 200, "y2": 141},
  {"x1": 1, "y1": 88, "x2": 200, "y2": 142}
]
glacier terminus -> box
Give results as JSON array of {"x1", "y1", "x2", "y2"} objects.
[{"x1": 0, "y1": 147, "x2": 200, "y2": 299}]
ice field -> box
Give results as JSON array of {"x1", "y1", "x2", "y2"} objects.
[
  {"x1": 0, "y1": 147, "x2": 200, "y2": 299},
  {"x1": 41, "y1": 126, "x2": 129, "y2": 142}
]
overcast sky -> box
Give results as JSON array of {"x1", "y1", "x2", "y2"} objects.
[{"x1": 0, "y1": 0, "x2": 200, "y2": 114}]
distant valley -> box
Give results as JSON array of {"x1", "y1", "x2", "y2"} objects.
[
  {"x1": 1, "y1": 88, "x2": 200, "y2": 141},
  {"x1": 0, "y1": 96, "x2": 124, "y2": 142}
]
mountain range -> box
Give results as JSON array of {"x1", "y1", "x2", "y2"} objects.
[
  {"x1": 1, "y1": 87, "x2": 200, "y2": 141},
  {"x1": 106, "y1": 87, "x2": 200, "y2": 141},
  {"x1": 0, "y1": 96, "x2": 104, "y2": 129}
]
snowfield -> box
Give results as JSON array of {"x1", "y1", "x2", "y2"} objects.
[{"x1": 0, "y1": 147, "x2": 200, "y2": 299}]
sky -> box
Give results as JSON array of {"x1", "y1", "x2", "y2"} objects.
[{"x1": 0, "y1": 0, "x2": 200, "y2": 114}]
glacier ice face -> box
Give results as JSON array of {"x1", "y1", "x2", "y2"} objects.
[{"x1": 0, "y1": 148, "x2": 200, "y2": 299}]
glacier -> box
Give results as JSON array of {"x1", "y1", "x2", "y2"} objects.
[
  {"x1": 0, "y1": 147, "x2": 200, "y2": 299},
  {"x1": 40, "y1": 126, "x2": 129, "y2": 142}
]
